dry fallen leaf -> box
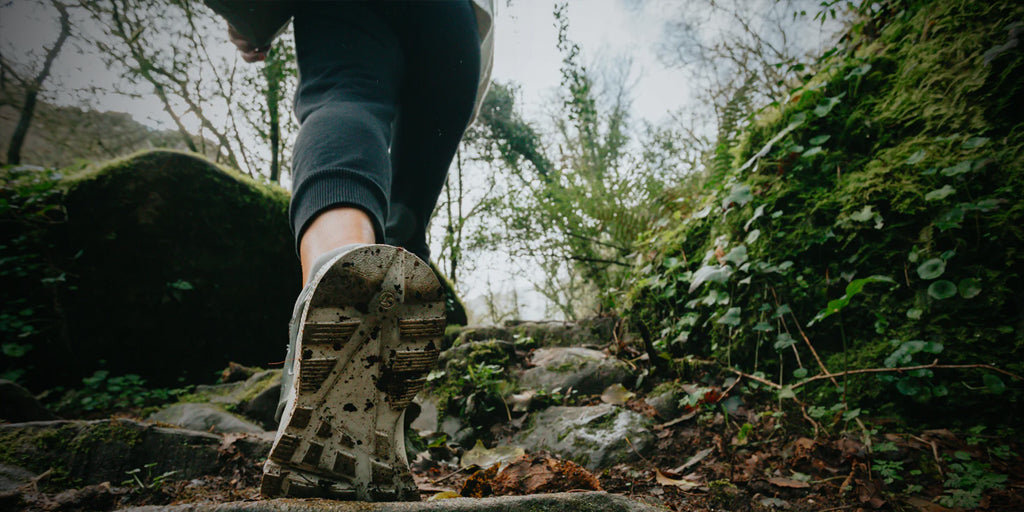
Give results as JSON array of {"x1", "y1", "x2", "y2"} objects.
[
  {"x1": 768, "y1": 476, "x2": 810, "y2": 489},
  {"x1": 509, "y1": 390, "x2": 537, "y2": 412},
  {"x1": 460, "y1": 440, "x2": 526, "y2": 469},
  {"x1": 491, "y1": 453, "x2": 602, "y2": 495},
  {"x1": 904, "y1": 496, "x2": 957, "y2": 512},
  {"x1": 601, "y1": 383, "x2": 635, "y2": 405},
  {"x1": 427, "y1": 491, "x2": 462, "y2": 501},
  {"x1": 670, "y1": 447, "x2": 714, "y2": 474},
  {"x1": 460, "y1": 464, "x2": 499, "y2": 498},
  {"x1": 655, "y1": 469, "x2": 700, "y2": 490}
]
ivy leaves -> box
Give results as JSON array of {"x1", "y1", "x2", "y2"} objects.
[
  {"x1": 914, "y1": 256, "x2": 983, "y2": 301},
  {"x1": 809, "y1": 275, "x2": 896, "y2": 326}
]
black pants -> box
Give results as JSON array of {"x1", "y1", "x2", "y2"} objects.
[{"x1": 289, "y1": 1, "x2": 481, "y2": 262}]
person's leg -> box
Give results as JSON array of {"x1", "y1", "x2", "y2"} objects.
[
  {"x1": 265, "y1": 2, "x2": 445, "y2": 502},
  {"x1": 299, "y1": 209, "x2": 375, "y2": 284},
  {"x1": 288, "y1": 1, "x2": 401, "y2": 280},
  {"x1": 384, "y1": 1, "x2": 481, "y2": 262}
]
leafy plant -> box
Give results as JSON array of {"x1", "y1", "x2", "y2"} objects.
[
  {"x1": 625, "y1": 0, "x2": 1024, "y2": 429},
  {"x1": 51, "y1": 370, "x2": 192, "y2": 415},
  {"x1": 938, "y1": 453, "x2": 1008, "y2": 508},
  {"x1": 123, "y1": 462, "x2": 179, "y2": 491}
]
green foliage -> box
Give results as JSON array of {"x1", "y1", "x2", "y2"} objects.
[
  {"x1": 462, "y1": 6, "x2": 683, "y2": 318},
  {"x1": 939, "y1": 452, "x2": 1008, "y2": 508},
  {"x1": 626, "y1": 0, "x2": 1024, "y2": 425},
  {"x1": 431, "y1": 361, "x2": 514, "y2": 433},
  {"x1": 0, "y1": 165, "x2": 67, "y2": 383},
  {"x1": 49, "y1": 370, "x2": 192, "y2": 416},
  {"x1": 2, "y1": 151, "x2": 299, "y2": 388},
  {"x1": 123, "y1": 462, "x2": 179, "y2": 491}
]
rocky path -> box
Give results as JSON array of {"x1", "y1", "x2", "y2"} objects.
[
  {"x1": 1, "y1": 318, "x2": 675, "y2": 511},
  {"x1": 118, "y1": 492, "x2": 658, "y2": 511},
  {"x1": 4, "y1": 318, "x2": 1022, "y2": 511}
]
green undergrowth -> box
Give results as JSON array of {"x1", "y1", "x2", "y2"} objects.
[
  {"x1": 0, "y1": 150, "x2": 300, "y2": 389},
  {"x1": 627, "y1": 0, "x2": 1024, "y2": 427}
]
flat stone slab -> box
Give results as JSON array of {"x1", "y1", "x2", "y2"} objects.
[
  {"x1": 0, "y1": 419, "x2": 271, "y2": 486},
  {"x1": 450, "y1": 317, "x2": 617, "y2": 348},
  {"x1": 149, "y1": 402, "x2": 268, "y2": 434},
  {"x1": 513, "y1": 404, "x2": 655, "y2": 470},
  {"x1": 518, "y1": 347, "x2": 633, "y2": 395},
  {"x1": 118, "y1": 491, "x2": 663, "y2": 511}
]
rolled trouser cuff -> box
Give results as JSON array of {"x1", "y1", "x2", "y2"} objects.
[{"x1": 289, "y1": 168, "x2": 387, "y2": 255}]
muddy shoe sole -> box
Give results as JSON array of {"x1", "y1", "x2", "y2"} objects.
[{"x1": 261, "y1": 245, "x2": 445, "y2": 501}]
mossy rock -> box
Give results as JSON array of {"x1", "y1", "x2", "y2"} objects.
[
  {"x1": 0, "y1": 418, "x2": 270, "y2": 490},
  {"x1": 512, "y1": 404, "x2": 655, "y2": 471},
  {"x1": 449, "y1": 317, "x2": 618, "y2": 349},
  {"x1": 429, "y1": 261, "x2": 468, "y2": 327},
  {"x1": 2, "y1": 150, "x2": 300, "y2": 388}
]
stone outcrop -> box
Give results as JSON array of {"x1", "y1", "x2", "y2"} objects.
[
  {"x1": 518, "y1": 347, "x2": 633, "y2": 395},
  {"x1": 449, "y1": 317, "x2": 618, "y2": 349},
  {"x1": 513, "y1": 404, "x2": 655, "y2": 471},
  {"x1": 0, "y1": 419, "x2": 270, "y2": 486},
  {"x1": 117, "y1": 491, "x2": 662, "y2": 511},
  {"x1": 0, "y1": 380, "x2": 60, "y2": 423}
]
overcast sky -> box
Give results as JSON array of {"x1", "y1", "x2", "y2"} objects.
[{"x1": 491, "y1": 0, "x2": 693, "y2": 124}]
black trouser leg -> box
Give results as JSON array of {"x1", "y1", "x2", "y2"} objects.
[{"x1": 288, "y1": 1, "x2": 480, "y2": 262}]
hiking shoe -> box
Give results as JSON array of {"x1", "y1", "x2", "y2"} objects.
[{"x1": 261, "y1": 244, "x2": 446, "y2": 501}]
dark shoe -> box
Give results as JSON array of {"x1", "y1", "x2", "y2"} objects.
[{"x1": 261, "y1": 245, "x2": 445, "y2": 501}]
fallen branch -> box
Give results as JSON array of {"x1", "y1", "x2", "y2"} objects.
[
  {"x1": 727, "y1": 368, "x2": 781, "y2": 389},
  {"x1": 791, "y1": 360, "x2": 1023, "y2": 390},
  {"x1": 729, "y1": 361, "x2": 1022, "y2": 391}
]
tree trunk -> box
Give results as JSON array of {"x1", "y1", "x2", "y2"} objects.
[
  {"x1": 6, "y1": 0, "x2": 70, "y2": 165},
  {"x1": 264, "y1": 46, "x2": 283, "y2": 182}
]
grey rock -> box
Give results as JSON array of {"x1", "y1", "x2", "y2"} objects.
[
  {"x1": 0, "y1": 463, "x2": 37, "y2": 493},
  {"x1": 758, "y1": 496, "x2": 791, "y2": 509},
  {"x1": 0, "y1": 419, "x2": 271, "y2": 486},
  {"x1": 409, "y1": 396, "x2": 440, "y2": 434},
  {"x1": 438, "y1": 416, "x2": 475, "y2": 448},
  {"x1": 176, "y1": 370, "x2": 281, "y2": 428},
  {"x1": 451, "y1": 317, "x2": 618, "y2": 348},
  {"x1": 438, "y1": 340, "x2": 517, "y2": 370},
  {"x1": 519, "y1": 347, "x2": 633, "y2": 395},
  {"x1": 644, "y1": 391, "x2": 680, "y2": 419},
  {"x1": 117, "y1": 491, "x2": 663, "y2": 511},
  {"x1": 513, "y1": 404, "x2": 656, "y2": 471},
  {"x1": 149, "y1": 403, "x2": 267, "y2": 434},
  {"x1": 0, "y1": 379, "x2": 60, "y2": 422},
  {"x1": 239, "y1": 381, "x2": 282, "y2": 429},
  {"x1": 193, "y1": 370, "x2": 281, "y2": 408}
]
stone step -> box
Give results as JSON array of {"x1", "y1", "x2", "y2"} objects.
[{"x1": 115, "y1": 491, "x2": 662, "y2": 511}]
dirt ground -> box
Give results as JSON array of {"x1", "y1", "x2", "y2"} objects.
[{"x1": 5, "y1": 381, "x2": 1023, "y2": 511}]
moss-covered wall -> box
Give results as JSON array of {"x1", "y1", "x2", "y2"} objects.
[
  {"x1": 627, "y1": 0, "x2": 1023, "y2": 425},
  {"x1": 1, "y1": 150, "x2": 301, "y2": 387}
]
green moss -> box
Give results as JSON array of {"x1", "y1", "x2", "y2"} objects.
[
  {"x1": 547, "y1": 360, "x2": 582, "y2": 373},
  {"x1": 69, "y1": 420, "x2": 144, "y2": 456},
  {"x1": 626, "y1": 0, "x2": 1024, "y2": 427},
  {"x1": 0, "y1": 424, "x2": 78, "y2": 476},
  {"x1": 649, "y1": 380, "x2": 683, "y2": 397},
  {"x1": 2, "y1": 149, "x2": 301, "y2": 388},
  {"x1": 232, "y1": 371, "x2": 279, "y2": 404}
]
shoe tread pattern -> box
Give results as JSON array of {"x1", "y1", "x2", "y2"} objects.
[{"x1": 262, "y1": 246, "x2": 443, "y2": 502}]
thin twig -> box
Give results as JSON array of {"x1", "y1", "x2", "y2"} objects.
[
  {"x1": 791, "y1": 360, "x2": 1023, "y2": 389},
  {"x1": 18, "y1": 468, "x2": 52, "y2": 492},
  {"x1": 430, "y1": 466, "x2": 472, "y2": 485},
  {"x1": 788, "y1": 310, "x2": 839, "y2": 389},
  {"x1": 625, "y1": 435, "x2": 653, "y2": 465},
  {"x1": 721, "y1": 373, "x2": 744, "y2": 399},
  {"x1": 910, "y1": 434, "x2": 944, "y2": 478},
  {"x1": 728, "y1": 368, "x2": 781, "y2": 389}
]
